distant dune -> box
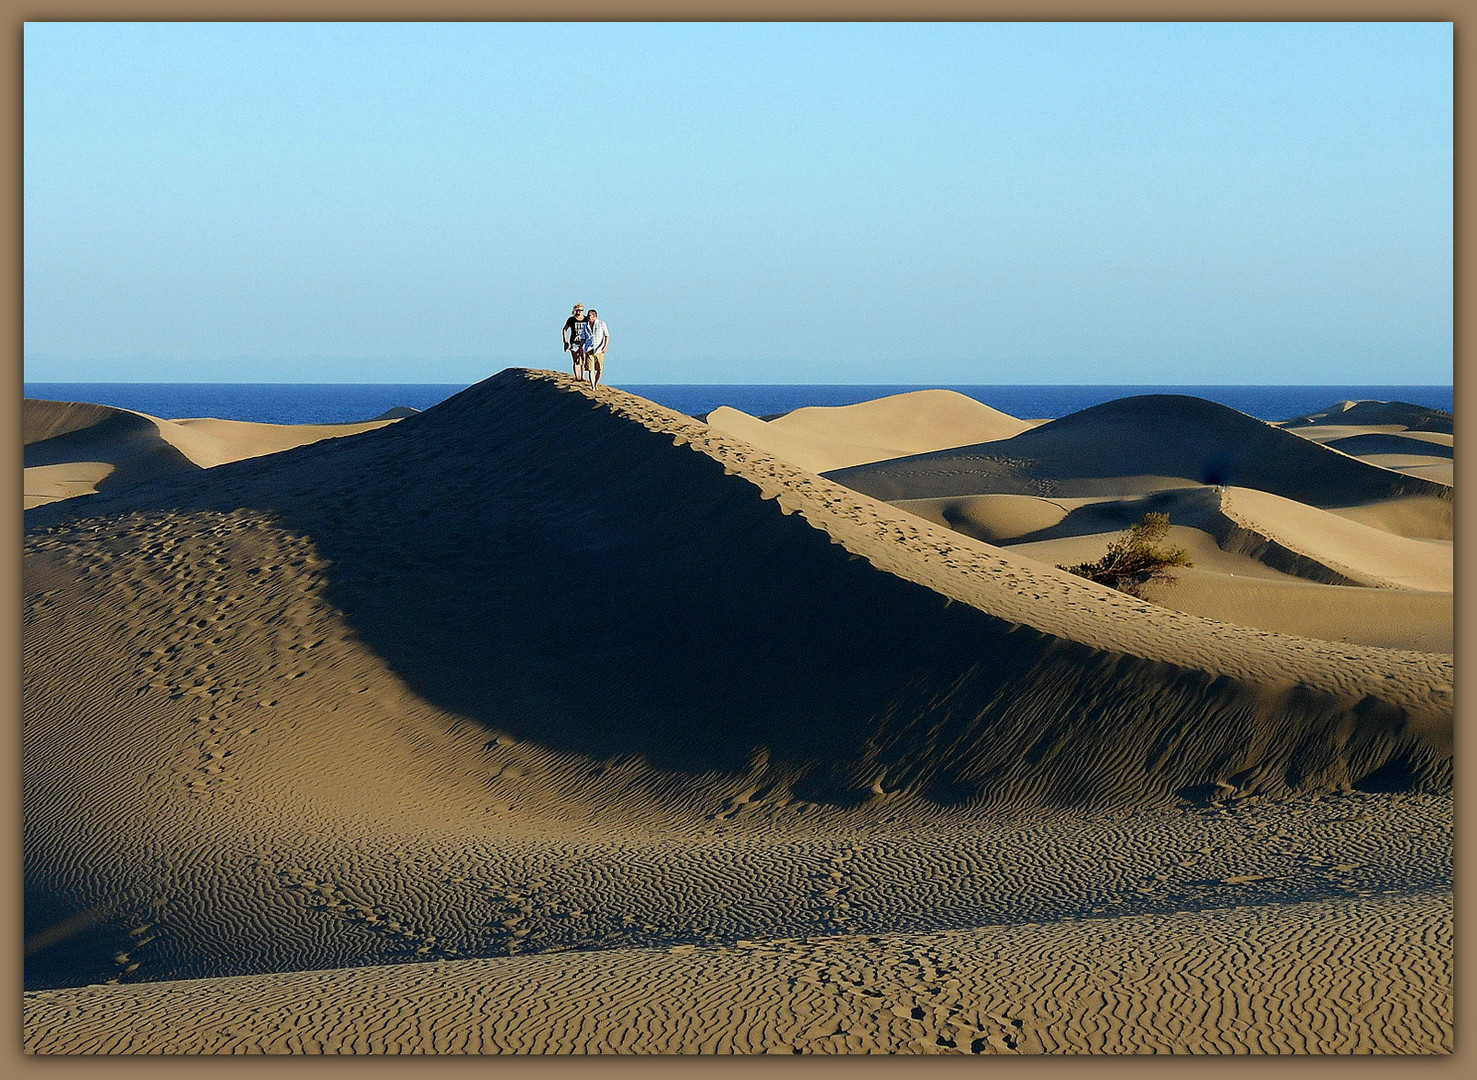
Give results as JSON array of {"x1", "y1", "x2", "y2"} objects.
[
  {"x1": 705, "y1": 389, "x2": 1030, "y2": 473},
  {"x1": 1281, "y1": 399, "x2": 1452, "y2": 434},
  {"x1": 825, "y1": 394, "x2": 1452, "y2": 506},
  {"x1": 23, "y1": 398, "x2": 398, "y2": 508},
  {"x1": 23, "y1": 372, "x2": 1452, "y2": 1052},
  {"x1": 861, "y1": 392, "x2": 1453, "y2": 655}
]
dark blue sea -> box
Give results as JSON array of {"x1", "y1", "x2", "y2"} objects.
[{"x1": 23, "y1": 381, "x2": 1454, "y2": 426}]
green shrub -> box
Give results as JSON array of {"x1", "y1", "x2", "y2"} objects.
[{"x1": 1058, "y1": 512, "x2": 1193, "y2": 598}]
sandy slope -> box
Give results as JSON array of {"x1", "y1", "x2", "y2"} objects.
[
  {"x1": 705, "y1": 389, "x2": 1030, "y2": 473},
  {"x1": 22, "y1": 372, "x2": 1452, "y2": 1052},
  {"x1": 22, "y1": 398, "x2": 396, "y2": 508}
]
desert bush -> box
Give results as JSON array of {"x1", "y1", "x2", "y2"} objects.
[{"x1": 1058, "y1": 512, "x2": 1193, "y2": 598}]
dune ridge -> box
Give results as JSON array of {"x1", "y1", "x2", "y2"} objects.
[{"x1": 704, "y1": 389, "x2": 1031, "y2": 473}]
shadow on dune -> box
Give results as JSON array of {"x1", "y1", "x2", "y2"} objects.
[
  {"x1": 25, "y1": 373, "x2": 1453, "y2": 810},
  {"x1": 1323, "y1": 432, "x2": 1454, "y2": 460},
  {"x1": 23, "y1": 405, "x2": 201, "y2": 493},
  {"x1": 826, "y1": 395, "x2": 1453, "y2": 507},
  {"x1": 1283, "y1": 400, "x2": 1452, "y2": 434}
]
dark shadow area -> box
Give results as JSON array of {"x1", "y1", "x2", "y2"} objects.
[
  {"x1": 1323, "y1": 432, "x2": 1454, "y2": 460},
  {"x1": 22, "y1": 888, "x2": 134, "y2": 991},
  {"x1": 1281, "y1": 400, "x2": 1452, "y2": 434},
  {"x1": 24, "y1": 409, "x2": 201, "y2": 493},
  {"x1": 1354, "y1": 755, "x2": 1423, "y2": 794}
]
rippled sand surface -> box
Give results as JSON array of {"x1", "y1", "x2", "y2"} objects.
[{"x1": 24, "y1": 890, "x2": 1451, "y2": 1054}]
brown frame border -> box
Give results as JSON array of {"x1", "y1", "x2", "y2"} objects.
[{"x1": 4, "y1": 4, "x2": 1466, "y2": 1076}]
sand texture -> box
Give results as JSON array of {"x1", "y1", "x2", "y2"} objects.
[{"x1": 23, "y1": 372, "x2": 1452, "y2": 1053}]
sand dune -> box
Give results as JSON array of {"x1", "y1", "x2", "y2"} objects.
[
  {"x1": 890, "y1": 493, "x2": 1073, "y2": 545},
  {"x1": 1289, "y1": 428, "x2": 1456, "y2": 486},
  {"x1": 22, "y1": 372, "x2": 1452, "y2": 1051},
  {"x1": 22, "y1": 398, "x2": 396, "y2": 508},
  {"x1": 826, "y1": 394, "x2": 1452, "y2": 507},
  {"x1": 1358, "y1": 458, "x2": 1453, "y2": 485},
  {"x1": 23, "y1": 401, "x2": 201, "y2": 506},
  {"x1": 705, "y1": 389, "x2": 1030, "y2": 473},
  {"x1": 827, "y1": 394, "x2": 1452, "y2": 658},
  {"x1": 1216, "y1": 486, "x2": 1451, "y2": 591},
  {"x1": 963, "y1": 485, "x2": 1450, "y2": 592},
  {"x1": 1281, "y1": 398, "x2": 1453, "y2": 434}
]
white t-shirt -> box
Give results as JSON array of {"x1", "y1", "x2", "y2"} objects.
[{"x1": 587, "y1": 319, "x2": 609, "y2": 352}]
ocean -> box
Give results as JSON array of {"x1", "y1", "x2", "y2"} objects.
[{"x1": 23, "y1": 380, "x2": 1455, "y2": 427}]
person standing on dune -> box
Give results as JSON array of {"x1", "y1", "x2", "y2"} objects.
[
  {"x1": 562, "y1": 303, "x2": 588, "y2": 380},
  {"x1": 584, "y1": 308, "x2": 609, "y2": 389}
]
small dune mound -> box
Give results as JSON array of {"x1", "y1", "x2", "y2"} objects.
[
  {"x1": 1282, "y1": 400, "x2": 1452, "y2": 434},
  {"x1": 825, "y1": 394, "x2": 1451, "y2": 507},
  {"x1": 890, "y1": 493, "x2": 1071, "y2": 545},
  {"x1": 373, "y1": 405, "x2": 422, "y2": 420},
  {"x1": 705, "y1": 389, "x2": 1030, "y2": 473},
  {"x1": 1217, "y1": 487, "x2": 1451, "y2": 592},
  {"x1": 24, "y1": 371, "x2": 1452, "y2": 989}
]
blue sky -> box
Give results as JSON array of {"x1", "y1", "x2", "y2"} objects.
[{"x1": 24, "y1": 21, "x2": 1452, "y2": 385}]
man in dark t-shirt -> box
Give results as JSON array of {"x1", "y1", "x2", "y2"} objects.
[{"x1": 562, "y1": 303, "x2": 587, "y2": 379}]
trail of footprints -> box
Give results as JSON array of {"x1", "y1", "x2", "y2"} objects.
[
  {"x1": 68, "y1": 514, "x2": 338, "y2": 799},
  {"x1": 784, "y1": 942, "x2": 1028, "y2": 1054},
  {"x1": 265, "y1": 860, "x2": 461, "y2": 962},
  {"x1": 105, "y1": 922, "x2": 161, "y2": 984},
  {"x1": 475, "y1": 872, "x2": 552, "y2": 956},
  {"x1": 814, "y1": 846, "x2": 862, "y2": 932}
]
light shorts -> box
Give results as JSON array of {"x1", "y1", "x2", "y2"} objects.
[{"x1": 586, "y1": 352, "x2": 604, "y2": 372}]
